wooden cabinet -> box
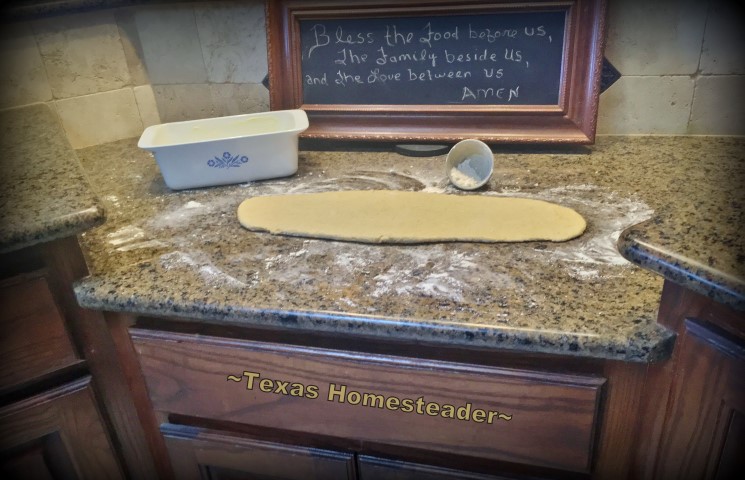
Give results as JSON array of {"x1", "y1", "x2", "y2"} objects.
[
  {"x1": 62, "y1": 271, "x2": 737, "y2": 480},
  {"x1": 162, "y1": 424, "x2": 356, "y2": 480},
  {"x1": 0, "y1": 263, "x2": 118, "y2": 478},
  {"x1": 158, "y1": 423, "x2": 518, "y2": 480},
  {"x1": 126, "y1": 324, "x2": 605, "y2": 479},
  {"x1": 0, "y1": 273, "x2": 82, "y2": 394},
  {"x1": 0, "y1": 237, "x2": 161, "y2": 479},
  {"x1": 655, "y1": 319, "x2": 744, "y2": 479},
  {"x1": 357, "y1": 455, "x2": 513, "y2": 480},
  {"x1": 120, "y1": 279, "x2": 745, "y2": 480},
  {"x1": 131, "y1": 328, "x2": 603, "y2": 473},
  {"x1": 634, "y1": 281, "x2": 745, "y2": 479},
  {"x1": 0, "y1": 377, "x2": 123, "y2": 480}
]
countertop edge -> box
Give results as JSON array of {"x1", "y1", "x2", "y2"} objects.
[
  {"x1": 618, "y1": 230, "x2": 745, "y2": 312},
  {"x1": 0, "y1": 204, "x2": 106, "y2": 254},
  {"x1": 74, "y1": 276, "x2": 676, "y2": 364}
]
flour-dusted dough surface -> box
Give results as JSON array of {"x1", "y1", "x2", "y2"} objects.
[{"x1": 237, "y1": 190, "x2": 586, "y2": 243}]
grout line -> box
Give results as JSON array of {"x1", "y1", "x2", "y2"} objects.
[
  {"x1": 190, "y1": 3, "x2": 218, "y2": 119},
  {"x1": 191, "y1": 4, "x2": 211, "y2": 85},
  {"x1": 27, "y1": 19, "x2": 77, "y2": 146},
  {"x1": 111, "y1": 6, "x2": 143, "y2": 142},
  {"x1": 686, "y1": 0, "x2": 713, "y2": 133},
  {"x1": 28, "y1": 18, "x2": 56, "y2": 104},
  {"x1": 113, "y1": 7, "x2": 136, "y2": 89}
]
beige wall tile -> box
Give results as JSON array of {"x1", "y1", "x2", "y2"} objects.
[
  {"x1": 33, "y1": 11, "x2": 130, "y2": 99},
  {"x1": 0, "y1": 23, "x2": 53, "y2": 108},
  {"x1": 135, "y1": 7, "x2": 207, "y2": 85},
  {"x1": 152, "y1": 84, "x2": 215, "y2": 122},
  {"x1": 151, "y1": 83, "x2": 269, "y2": 123},
  {"x1": 115, "y1": 8, "x2": 149, "y2": 85},
  {"x1": 134, "y1": 85, "x2": 161, "y2": 128},
  {"x1": 210, "y1": 83, "x2": 269, "y2": 116},
  {"x1": 700, "y1": 0, "x2": 745, "y2": 74},
  {"x1": 605, "y1": 0, "x2": 708, "y2": 75},
  {"x1": 688, "y1": 75, "x2": 745, "y2": 135},
  {"x1": 195, "y1": 2, "x2": 267, "y2": 83},
  {"x1": 55, "y1": 88, "x2": 142, "y2": 148},
  {"x1": 597, "y1": 76, "x2": 693, "y2": 134}
]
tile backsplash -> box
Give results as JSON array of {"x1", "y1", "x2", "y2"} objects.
[{"x1": 0, "y1": 0, "x2": 742, "y2": 148}]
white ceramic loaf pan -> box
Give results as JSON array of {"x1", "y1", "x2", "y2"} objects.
[{"x1": 138, "y1": 109, "x2": 308, "y2": 190}]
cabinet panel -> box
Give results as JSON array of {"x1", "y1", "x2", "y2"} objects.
[
  {"x1": 358, "y1": 455, "x2": 515, "y2": 480},
  {"x1": 0, "y1": 431, "x2": 78, "y2": 479},
  {"x1": 161, "y1": 423, "x2": 355, "y2": 480},
  {"x1": 0, "y1": 274, "x2": 81, "y2": 393},
  {"x1": 654, "y1": 318, "x2": 745, "y2": 479},
  {"x1": 132, "y1": 329, "x2": 604, "y2": 473},
  {"x1": 0, "y1": 376, "x2": 124, "y2": 480}
]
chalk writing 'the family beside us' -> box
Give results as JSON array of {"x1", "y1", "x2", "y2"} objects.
[{"x1": 304, "y1": 22, "x2": 554, "y2": 102}]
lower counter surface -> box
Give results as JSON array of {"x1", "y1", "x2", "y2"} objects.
[{"x1": 71, "y1": 136, "x2": 743, "y2": 363}]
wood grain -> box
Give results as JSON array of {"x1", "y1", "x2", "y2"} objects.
[
  {"x1": 0, "y1": 273, "x2": 81, "y2": 394},
  {"x1": 357, "y1": 455, "x2": 514, "y2": 480},
  {"x1": 132, "y1": 328, "x2": 604, "y2": 473},
  {"x1": 104, "y1": 312, "x2": 174, "y2": 479},
  {"x1": 161, "y1": 423, "x2": 356, "y2": 480},
  {"x1": 632, "y1": 280, "x2": 745, "y2": 479},
  {"x1": 0, "y1": 376, "x2": 124, "y2": 480},
  {"x1": 653, "y1": 318, "x2": 744, "y2": 479},
  {"x1": 39, "y1": 237, "x2": 162, "y2": 479},
  {"x1": 590, "y1": 361, "x2": 647, "y2": 479}
]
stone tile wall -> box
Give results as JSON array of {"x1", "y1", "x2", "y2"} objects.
[
  {"x1": 0, "y1": 0, "x2": 742, "y2": 148},
  {"x1": 598, "y1": 0, "x2": 744, "y2": 135}
]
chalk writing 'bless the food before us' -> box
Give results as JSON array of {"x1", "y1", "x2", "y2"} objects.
[{"x1": 303, "y1": 21, "x2": 555, "y2": 102}]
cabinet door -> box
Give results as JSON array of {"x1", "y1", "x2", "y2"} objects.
[
  {"x1": 0, "y1": 377, "x2": 124, "y2": 480},
  {"x1": 0, "y1": 273, "x2": 82, "y2": 393},
  {"x1": 161, "y1": 423, "x2": 356, "y2": 480},
  {"x1": 654, "y1": 318, "x2": 744, "y2": 479},
  {"x1": 358, "y1": 455, "x2": 518, "y2": 480}
]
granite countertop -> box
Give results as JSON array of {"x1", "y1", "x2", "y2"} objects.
[
  {"x1": 71, "y1": 136, "x2": 744, "y2": 363},
  {"x1": 0, "y1": 104, "x2": 105, "y2": 254},
  {"x1": 617, "y1": 138, "x2": 745, "y2": 310}
]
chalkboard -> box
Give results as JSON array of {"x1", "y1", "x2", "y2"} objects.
[
  {"x1": 267, "y1": 1, "x2": 606, "y2": 144},
  {"x1": 299, "y1": 11, "x2": 566, "y2": 106}
]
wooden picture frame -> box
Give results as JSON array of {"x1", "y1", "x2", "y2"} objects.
[{"x1": 266, "y1": 0, "x2": 606, "y2": 144}]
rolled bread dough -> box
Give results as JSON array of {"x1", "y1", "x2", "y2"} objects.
[{"x1": 237, "y1": 190, "x2": 585, "y2": 244}]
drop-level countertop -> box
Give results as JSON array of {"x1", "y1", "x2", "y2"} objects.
[
  {"x1": 0, "y1": 104, "x2": 105, "y2": 253},
  {"x1": 72, "y1": 136, "x2": 744, "y2": 362}
]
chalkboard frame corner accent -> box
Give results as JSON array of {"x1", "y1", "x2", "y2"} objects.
[{"x1": 266, "y1": 0, "x2": 607, "y2": 144}]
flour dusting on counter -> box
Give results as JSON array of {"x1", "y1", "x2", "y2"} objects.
[
  {"x1": 497, "y1": 185, "x2": 655, "y2": 266},
  {"x1": 107, "y1": 225, "x2": 145, "y2": 246},
  {"x1": 147, "y1": 197, "x2": 235, "y2": 229},
  {"x1": 370, "y1": 248, "x2": 485, "y2": 303},
  {"x1": 160, "y1": 251, "x2": 247, "y2": 289},
  {"x1": 116, "y1": 239, "x2": 167, "y2": 252}
]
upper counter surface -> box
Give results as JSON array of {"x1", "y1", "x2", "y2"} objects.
[
  {"x1": 72, "y1": 136, "x2": 744, "y2": 363},
  {"x1": 0, "y1": 104, "x2": 105, "y2": 253},
  {"x1": 618, "y1": 139, "x2": 745, "y2": 310}
]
